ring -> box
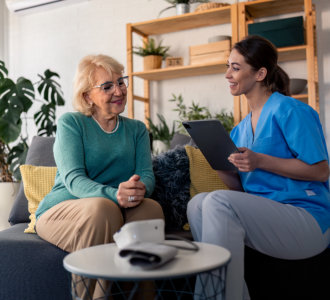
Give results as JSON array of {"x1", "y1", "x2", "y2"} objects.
[{"x1": 128, "y1": 196, "x2": 135, "y2": 202}]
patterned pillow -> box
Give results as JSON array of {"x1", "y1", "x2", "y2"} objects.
[{"x1": 185, "y1": 145, "x2": 229, "y2": 198}]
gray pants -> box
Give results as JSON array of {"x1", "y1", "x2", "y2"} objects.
[{"x1": 187, "y1": 190, "x2": 330, "y2": 300}]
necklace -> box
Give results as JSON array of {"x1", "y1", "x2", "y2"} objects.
[{"x1": 92, "y1": 115, "x2": 120, "y2": 134}]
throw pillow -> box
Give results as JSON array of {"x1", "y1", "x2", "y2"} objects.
[
  {"x1": 185, "y1": 145, "x2": 229, "y2": 198},
  {"x1": 8, "y1": 136, "x2": 56, "y2": 226},
  {"x1": 151, "y1": 147, "x2": 190, "y2": 231},
  {"x1": 20, "y1": 165, "x2": 57, "y2": 233}
]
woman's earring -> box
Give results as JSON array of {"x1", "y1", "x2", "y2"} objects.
[{"x1": 88, "y1": 102, "x2": 93, "y2": 107}]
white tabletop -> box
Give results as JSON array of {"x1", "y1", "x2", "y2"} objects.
[{"x1": 63, "y1": 240, "x2": 231, "y2": 280}]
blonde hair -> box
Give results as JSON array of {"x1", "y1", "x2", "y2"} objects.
[{"x1": 73, "y1": 54, "x2": 124, "y2": 116}]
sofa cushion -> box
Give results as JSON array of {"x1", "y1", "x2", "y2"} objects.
[
  {"x1": 8, "y1": 136, "x2": 56, "y2": 225},
  {"x1": 185, "y1": 145, "x2": 229, "y2": 198},
  {"x1": 20, "y1": 165, "x2": 57, "y2": 233},
  {"x1": 151, "y1": 147, "x2": 190, "y2": 231},
  {"x1": 0, "y1": 223, "x2": 70, "y2": 300}
]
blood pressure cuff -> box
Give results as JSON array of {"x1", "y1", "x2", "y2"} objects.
[{"x1": 118, "y1": 242, "x2": 178, "y2": 269}]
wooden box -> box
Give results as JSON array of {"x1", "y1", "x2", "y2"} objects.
[
  {"x1": 248, "y1": 16, "x2": 304, "y2": 48},
  {"x1": 189, "y1": 40, "x2": 231, "y2": 65},
  {"x1": 165, "y1": 57, "x2": 183, "y2": 68}
]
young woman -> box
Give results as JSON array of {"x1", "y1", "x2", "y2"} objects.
[{"x1": 187, "y1": 35, "x2": 330, "y2": 300}]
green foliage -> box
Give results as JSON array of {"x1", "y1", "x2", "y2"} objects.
[
  {"x1": 214, "y1": 110, "x2": 235, "y2": 134},
  {"x1": 133, "y1": 38, "x2": 170, "y2": 59},
  {"x1": 169, "y1": 93, "x2": 234, "y2": 134},
  {"x1": 0, "y1": 60, "x2": 65, "y2": 181},
  {"x1": 147, "y1": 114, "x2": 176, "y2": 147}
]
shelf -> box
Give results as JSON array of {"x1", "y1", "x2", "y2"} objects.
[
  {"x1": 132, "y1": 61, "x2": 228, "y2": 81},
  {"x1": 243, "y1": 0, "x2": 305, "y2": 19},
  {"x1": 132, "y1": 45, "x2": 307, "y2": 81},
  {"x1": 292, "y1": 93, "x2": 308, "y2": 101},
  {"x1": 278, "y1": 45, "x2": 306, "y2": 62},
  {"x1": 130, "y1": 6, "x2": 232, "y2": 36}
]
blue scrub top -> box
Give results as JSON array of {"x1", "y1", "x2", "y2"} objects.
[{"x1": 230, "y1": 92, "x2": 330, "y2": 233}]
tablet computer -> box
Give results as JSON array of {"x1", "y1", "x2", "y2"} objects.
[{"x1": 182, "y1": 119, "x2": 239, "y2": 171}]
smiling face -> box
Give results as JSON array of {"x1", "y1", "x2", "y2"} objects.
[
  {"x1": 86, "y1": 67, "x2": 127, "y2": 119},
  {"x1": 225, "y1": 49, "x2": 261, "y2": 97}
]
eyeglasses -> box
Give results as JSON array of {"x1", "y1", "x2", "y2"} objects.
[{"x1": 92, "y1": 76, "x2": 129, "y2": 94}]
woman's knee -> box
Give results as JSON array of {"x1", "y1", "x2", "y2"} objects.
[
  {"x1": 125, "y1": 198, "x2": 164, "y2": 223},
  {"x1": 202, "y1": 190, "x2": 237, "y2": 215},
  {"x1": 187, "y1": 192, "x2": 208, "y2": 219},
  {"x1": 83, "y1": 197, "x2": 123, "y2": 222}
]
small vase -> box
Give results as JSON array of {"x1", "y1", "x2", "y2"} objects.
[
  {"x1": 0, "y1": 182, "x2": 20, "y2": 230},
  {"x1": 176, "y1": 3, "x2": 189, "y2": 15}
]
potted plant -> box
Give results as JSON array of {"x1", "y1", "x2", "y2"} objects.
[
  {"x1": 133, "y1": 38, "x2": 170, "y2": 70},
  {"x1": 0, "y1": 60, "x2": 65, "y2": 229},
  {"x1": 147, "y1": 114, "x2": 176, "y2": 154},
  {"x1": 159, "y1": 0, "x2": 209, "y2": 17},
  {"x1": 170, "y1": 93, "x2": 234, "y2": 134},
  {"x1": 0, "y1": 60, "x2": 65, "y2": 182}
]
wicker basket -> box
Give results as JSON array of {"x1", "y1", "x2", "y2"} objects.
[
  {"x1": 195, "y1": 2, "x2": 230, "y2": 12},
  {"x1": 143, "y1": 55, "x2": 162, "y2": 70}
]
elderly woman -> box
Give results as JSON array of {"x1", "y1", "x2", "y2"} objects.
[{"x1": 35, "y1": 54, "x2": 164, "y2": 298}]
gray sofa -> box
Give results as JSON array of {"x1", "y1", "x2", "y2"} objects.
[
  {"x1": 0, "y1": 135, "x2": 329, "y2": 300},
  {"x1": 0, "y1": 135, "x2": 191, "y2": 300},
  {"x1": 0, "y1": 136, "x2": 71, "y2": 300}
]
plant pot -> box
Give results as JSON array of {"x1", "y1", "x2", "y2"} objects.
[
  {"x1": 143, "y1": 55, "x2": 163, "y2": 70},
  {"x1": 0, "y1": 182, "x2": 20, "y2": 230},
  {"x1": 176, "y1": 3, "x2": 189, "y2": 15}
]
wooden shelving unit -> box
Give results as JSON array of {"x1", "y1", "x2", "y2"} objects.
[
  {"x1": 126, "y1": 5, "x2": 238, "y2": 124},
  {"x1": 132, "y1": 61, "x2": 229, "y2": 81},
  {"x1": 126, "y1": 0, "x2": 318, "y2": 125},
  {"x1": 237, "y1": 0, "x2": 318, "y2": 121}
]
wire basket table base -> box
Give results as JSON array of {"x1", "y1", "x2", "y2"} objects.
[{"x1": 69, "y1": 266, "x2": 227, "y2": 300}]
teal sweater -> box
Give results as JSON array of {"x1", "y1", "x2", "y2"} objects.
[{"x1": 35, "y1": 112, "x2": 155, "y2": 219}]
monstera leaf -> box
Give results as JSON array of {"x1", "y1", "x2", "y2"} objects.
[
  {"x1": 7, "y1": 139, "x2": 29, "y2": 180},
  {"x1": 37, "y1": 69, "x2": 65, "y2": 106},
  {"x1": 0, "y1": 77, "x2": 34, "y2": 144},
  {"x1": 34, "y1": 102, "x2": 57, "y2": 136},
  {"x1": 0, "y1": 60, "x2": 65, "y2": 182},
  {"x1": 35, "y1": 69, "x2": 64, "y2": 136}
]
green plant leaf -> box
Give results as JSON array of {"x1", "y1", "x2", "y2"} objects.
[
  {"x1": 170, "y1": 93, "x2": 234, "y2": 134},
  {"x1": 7, "y1": 139, "x2": 28, "y2": 181},
  {"x1": 0, "y1": 76, "x2": 34, "y2": 144},
  {"x1": 133, "y1": 38, "x2": 170, "y2": 58},
  {"x1": 147, "y1": 113, "x2": 175, "y2": 146},
  {"x1": 37, "y1": 69, "x2": 65, "y2": 106},
  {"x1": 34, "y1": 103, "x2": 57, "y2": 136},
  {"x1": 0, "y1": 116, "x2": 22, "y2": 144},
  {"x1": 0, "y1": 77, "x2": 34, "y2": 115},
  {"x1": 0, "y1": 59, "x2": 66, "y2": 181},
  {"x1": 0, "y1": 61, "x2": 8, "y2": 80}
]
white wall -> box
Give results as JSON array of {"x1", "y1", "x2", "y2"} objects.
[
  {"x1": 1, "y1": 0, "x2": 330, "y2": 147},
  {"x1": 0, "y1": 0, "x2": 8, "y2": 61}
]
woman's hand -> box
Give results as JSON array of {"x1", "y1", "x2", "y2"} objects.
[
  {"x1": 117, "y1": 174, "x2": 146, "y2": 208},
  {"x1": 228, "y1": 147, "x2": 259, "y2": 172},
  {"x1": 228, "y1": 147, "x2": 329, "y2": 182}
]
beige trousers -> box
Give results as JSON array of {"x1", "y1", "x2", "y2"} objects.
[{"x1": 36, "y1": 197, "x2": 164, "y2": 299}]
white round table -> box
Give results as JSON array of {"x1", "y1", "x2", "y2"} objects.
[{"x1": 63, "y1": 240, "x2": 231, "y2": 299}]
